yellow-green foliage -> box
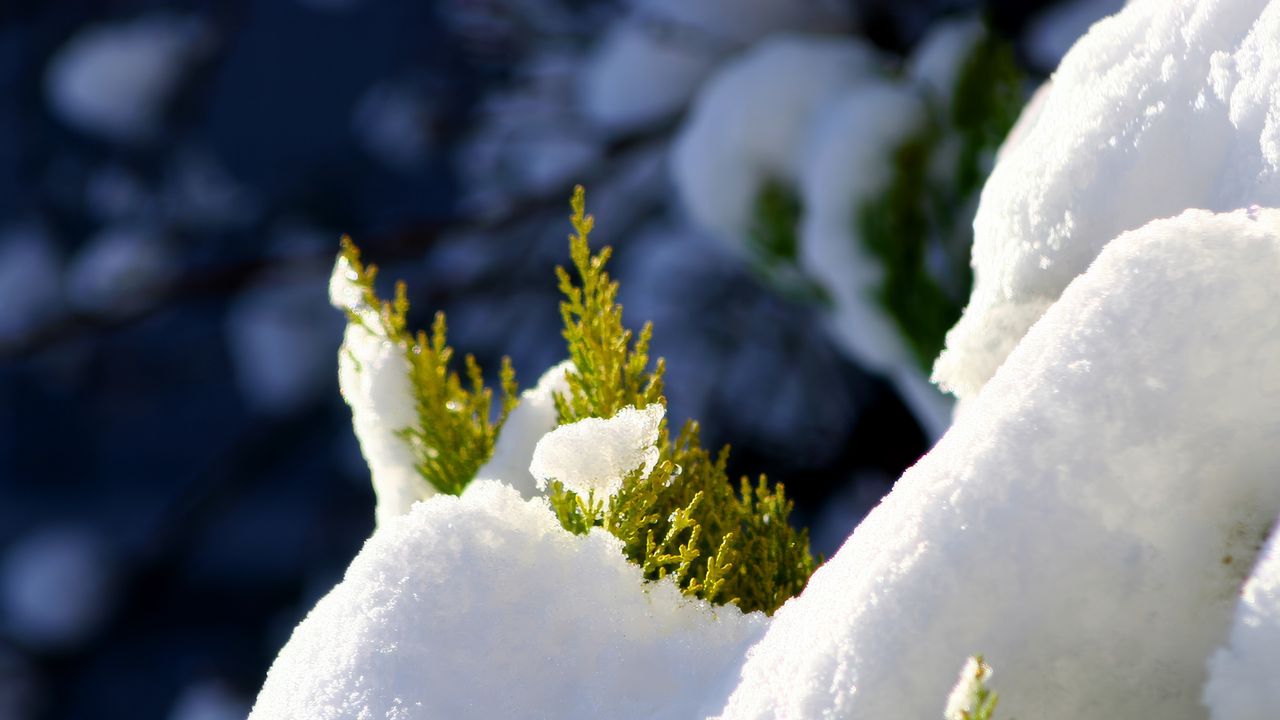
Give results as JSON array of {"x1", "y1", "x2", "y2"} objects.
[
  {"x1": 335, "y1": 238, "x2": 518, "y2": 495},
  {"x1": 548, "y1": 186, "x2": 816, "y2": 615}
]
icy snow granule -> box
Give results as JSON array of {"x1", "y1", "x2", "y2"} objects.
[
  {"x1": 716, "y1": 208, "x2": 1280, "y2": 720},
  {"x1": 45, "y1": 14, "x2": 209, "y2": 144},
  {"x1": 529, "y1": 403, "x2": 663, "y2": 498},
  {"x1": 249, "y1": 480, "x2": 767, "y2": 719},
  {"x1": 476, "y1": 360, "x2": 573, "y2": 497},
  {"x1": 1203, "y1": 519, "x2": 1280, "y2": 719},
  {"x1": 936, "y1": 0, "x2": 1280, "y2": 400}
]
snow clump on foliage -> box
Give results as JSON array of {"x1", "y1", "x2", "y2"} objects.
[
  {"x1": 935, "y1": 0, "x2": 1280, "y2": 400},
  {"x1": 530, "y1": 403, "x2": 663, "y2": 498},
  {"x1": 249, "y1": 480, "x2": 767, "y2": 720},
  {"x1": 329, "y1": 255, "x2": 428, "y2": 526},
  {"x1": 671, "y1": 36, "x2": 880, "y2": 245}
]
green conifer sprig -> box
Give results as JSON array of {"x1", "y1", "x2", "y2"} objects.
[
  {"x1": 547, "y1": 186, "x2": 816, "y2": 615},
  {"x1": 335, "y1": 238, "x2": 518, "y2": 496}
]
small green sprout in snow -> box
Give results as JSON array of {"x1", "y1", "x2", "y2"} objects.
[{"x1": 945, "y1": 655, "x2": 1001, "y2": 720}]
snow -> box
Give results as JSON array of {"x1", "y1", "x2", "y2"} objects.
[
  {"x1": 529, "y1": 403, "x2": 664, "y2": 498},
  {"x1": 671, "y1": 35, "x2": 880, "y2": 247},
  {"x1": 935, "y1": 0, "x2": 1280, "y2": 400},
  {"x1": 796, "y1": 80, "x2": 955, "y2": 435},
  {"x1": 1203, "y1": 519, "x2": 1280, "y2": 720},
  {"x1": 45, "y1": 14, "x2": 209, "y2": 144},
  {"x1": 249, "y1": 480, "x2": 768, "y2": 719},
  {"x1": 65, "y1": 225, "x2": 174, "y2": 315},
  {"x1": 475, "y1": 360, "x2": 573, "y2": 497},
  {"x1": 2, "y1": 526, "x2": 114, "y2": 650},
  {"x1": 715, "y1": 208, "x2": 1280, "y2": 720},
  {"x1": 331, "y1": 256, "x2": 429, "y2": 526},
  {"x1": 0, "y1": 226, "x2": 62, "y2": 344},
  {"x1": 580, "y1": 0, "x2": 849, "y2": 133}
]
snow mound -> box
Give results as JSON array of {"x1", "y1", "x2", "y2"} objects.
[
  {"x1": 249, "y1": 480, "x2": 767, "y2": 719},
  {"x1": 935, "y1": 0, "x2": 1280, "y2": 400},
  {"x1": 476, "y1": 359, "x2": 574, "y2": 497},
  {"x1": 1203, "y1": 519, "x2": 1280, "y2": 719},
  {"x1": 330, "y1": 256, "x2": 427, "y2": 526},
  {"x1": 530, "y1": 404, "x2": 663, "y2": 498},
  {"x1": 716, "y1": 208, "x2": 1280, "y2": 719},
  {"x1": 45, "y1": 14, "x2": 209, "y2": 144},
  {"x1": 671, "y1": 35, "x2": 879, "y2": 246}
]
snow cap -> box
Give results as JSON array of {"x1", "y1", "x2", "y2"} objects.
[
  {"x1": 530, "y1": 404, "x2": 663, "y2": 498},
  {"x1": 717, "y1": 208, "x2": 1280, "y2": 719}
]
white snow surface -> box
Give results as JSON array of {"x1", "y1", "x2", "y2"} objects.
[
  {"x1": 476, "y1": 360, "x2": 573, "y2": 497},
  {"x1": 715, "y1": 208, "x2": 1280, "y2": 719},
  {"x1": 1203, "y1": 518, "x2": 1280, "y2": 720},
  {"x1": 529, "y1": 404, "x2": 663, "y2": 498},
  {"x1": 330, "y1": 256, "x2": 429, "y2": 526},
  {"x1": 45, "y1": 14, "x2": 209, "y2": 144},
  {"x1": 1024, "y1": 0, "x2": 1127, "y2": 72},
  {"x1": 672, "y1": 35, "x2": 880, "y2": 247},
  {"x1": 580, "y1": 0, "x2": 848, "y2": 132},
  {"x1": 249, "y1": 480, "x2": 768, "y2": 720},
  {"x1": 935, "y1": 0, "x2": 1280, "y2": 400}
]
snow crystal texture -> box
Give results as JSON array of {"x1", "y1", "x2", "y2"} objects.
[
  {"x1": 1203, "y1": 519, "x2": 1280, "y2": 720},
  {"x1": 250, "y1": 480, "x2": 767, "y2": 719},
  {"x1": 936, "y1": 0, "x2": 1280, "y2": 399},
  {"x1": 716, "y1": 208, "x2": 1280, "y2": 720},
  {"x1": 529, "y1": 404, "x2": 663, "y2": 498}
]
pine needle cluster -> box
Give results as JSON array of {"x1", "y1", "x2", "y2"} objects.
[
  {"x1": 547, "y1": 186, "x2": 816, "y2": 615},
  {"x1": 336, "y1": 238, "x2": 518, "y2": 495},
  {"x1": 859, "y1": 31, "x2": 1022, "y2": 370}
]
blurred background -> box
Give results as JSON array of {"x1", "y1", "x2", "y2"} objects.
[{"x1": 0, "y1": 0, "x2": 1118, "y2": 717}]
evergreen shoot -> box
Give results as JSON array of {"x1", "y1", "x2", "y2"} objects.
[
  {"x1": 548, "y1": 186, "x2": 817, "y2": 615},
  {"x1": 335, "y1": 238, "x2": 518, "y2": 495}
]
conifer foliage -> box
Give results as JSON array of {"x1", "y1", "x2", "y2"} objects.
[
  {"x1": 547, "y1": 186, "x2": 815, "y2": 615},
  {"x1": 338, "y1": 187, "x2": 816, "y2": 615}
]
